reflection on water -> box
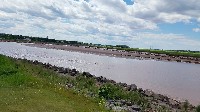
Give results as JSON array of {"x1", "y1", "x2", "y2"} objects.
[{"x1": 0, "y1": 42, "x2": 200, "y2": 105}]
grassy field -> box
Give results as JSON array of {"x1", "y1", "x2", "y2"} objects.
[{"x1": 0, "y1": 55, "x2": 108, "y2": 112}]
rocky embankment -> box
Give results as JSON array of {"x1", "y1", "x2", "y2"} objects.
[{"x1": 11, "y1": 56, "x2": 195, "y2": 112}]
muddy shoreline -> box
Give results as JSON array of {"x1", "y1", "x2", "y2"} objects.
[{"x1": 24, "y1": 43, "x2": 200, "y2": 64}]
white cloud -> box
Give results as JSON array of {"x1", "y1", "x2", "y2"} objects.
[
  {"x1": 0, "y1": 0, "x2": 200, "y2": 50},
  {"x1": 198, "y1": 18, "x2": 200, "y2": 22},
  {"x1": 157, "y1": 13, "x2": 191, "y2": 23},
  {"x1": 193, "y1": 28, "x2": 200, "y2": 32},
  {"x1": 127, "y1": 33, "x2": 200, "y2": 50},
  {"x1": 131, "y1": 0, "x2": 200, "y2": 23},
  {"x1": 0, "y1": 0, "x2": 158, "y2": 37}
]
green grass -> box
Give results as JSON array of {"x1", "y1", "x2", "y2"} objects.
[
  {"x1": 114, "y1": 47, "x2": 200, "y2": 58},
  {"x1": 2, "y1": 54, "x2": 196, "y2": 111},
  {"x1": 0, "y1": 55, "x2": 108, "y2": 112},
  {"x1": 196, "y1": 105, "x2": 200, "y2": 112},
  {"x1": 0, "y1": 54, "x2": 171, "y2": 111}
]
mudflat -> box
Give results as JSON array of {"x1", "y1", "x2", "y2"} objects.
[{"x1": 25, "y1": 43, "x2": 200, "y2": 64}]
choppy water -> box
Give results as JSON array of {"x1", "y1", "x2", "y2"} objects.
[{"x1": 0, "y1": 42, "x2": 200, "y2": 105}]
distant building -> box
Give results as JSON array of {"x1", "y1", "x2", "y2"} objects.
[
  {"x1": 108, "y1": 49, "x2": 117, "y2": 51},
  {"x1": 118, "y1": 50, "x2": 126, "y2": 52}
]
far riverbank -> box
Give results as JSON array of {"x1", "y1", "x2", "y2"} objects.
[{"x1": 25, "y1": 43, "x2": 200, "y2": 64}]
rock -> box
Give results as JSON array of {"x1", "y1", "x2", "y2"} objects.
[
  {"x1": 169, "y1": 99, "x2": 181, "y2": 109},
  {"x1": 33, "y1": 60, "x2": 39, "y2": 65},
  {"x1": 67, "y1": 68, "x2": 78, "y2": 76},
  {"x1": 82, "y1": 72, "x2": 93, "y2": 78},
  {"x1": 96, "y1": 76, "x2": 108, "y2": 83},
  {"x1": 70, "y1": 72, "x2": 77, "y2": 76},
  {"x1": 114, "y1": 101, "x2": 122, "y2": 106},
  {"x1": 109, "y1": 104, "x2": 115, "y2": 109},
  {"x1": 128, "y1": 110, "x2": 139, "y2": 112},
  {"x1": 112, "y1": 106, "x2": 125, "y2": 112},
  {"x1": 138, "y1": 88, "x2": 145, "y2": 95},
  {"x1": 126, "y1": 84, "x2": 137, "y2": 91},
  {"x1": 157, "y1": 101, "x2": 169, "y2": 108},
  {"x1": 63, "y1": 68, "x2": 70, "y2": 74},
  {"x1": 118, "y1": 82, "x2": 128, "y2": 87},
  {"x1": 105, "y1": 102, "x2": 110, "y2": 108},
  {"x1": 128, "y1": 105, "x2": 141, "y2": 112},
  {"x1": 66, "y1": 83, "x2": 73, "y2": 88},
  {"x1": 107, "y1": 100, "x2": 114, "y2": 104},
  {"x1": 153, "y1": 94, "x2": 169, "y2": 103},
  {"x1": 120, "y1": 100, "x2": 127, "y2": 105},
  {"x1": 44, "y1": 63, "x2": 54, "y2": 69},
  {"x1": 71, "y1": 69, "x2": 78, "y2": 74},
  {"x1": 71, "y1": 68, "x2": 77, "y2": 72},
  {"x1": 52, "y1": 66, "x2": 59, "y2": 71},
  {"x1": 144, "y1": 90, "x2": 154, "y2": 97},
  {"x1": 126, "y1": 101, "x2": 133, "y2": 106},
  {"x1": 108, "y1": 79, "x2": 116, "y2": 84},
  {"x1": 58, "y1": 67, "x2": 65, "y2": 73},
  {"x1": 58, "y1": 67, "x2": 71, "y2": 74}
]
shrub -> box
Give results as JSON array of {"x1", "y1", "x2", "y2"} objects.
[
  {"x1": 196, "y1": 105, "x2": 200, "y2": 112},
  {"x1": 75, "y1": 75, "x2": 95, "y2": 89},
  {"x1": 183, "y1": 100, "x2": 189, "y2": 111},
  {"x1": 98, "y1": 83, "x2": 124, "y2": 100}
]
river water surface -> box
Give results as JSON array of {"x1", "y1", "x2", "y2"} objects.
[{"x1": 0, "y1": 42, "x2": 200, "y2": 105}]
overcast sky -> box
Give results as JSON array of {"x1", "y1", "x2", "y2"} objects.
[{"x1": 0, "y1": 0, "x2": 200, "y2": 50}]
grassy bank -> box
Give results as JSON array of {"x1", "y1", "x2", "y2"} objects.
[
  {"x1": 110, "y1": 47, "x2": 200, "y2": 58},
  {"x1": 0, "y1": 54, "x2": 146, "y2": 111},
  {"x1": 0, "y1": 54, "x2": 199, "y2": 112},
  {"x1": 0, "y1": 55, "x2": 108, "y2": 112}
]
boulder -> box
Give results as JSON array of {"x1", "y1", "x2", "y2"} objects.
[
  {"x1": 70, "y1": 72, "x2": 77, "y2": 76},
  {"x1": 108, "y1": 79, "x2": 116, "y2": 84},
  {"x1": 143, "y1": 90, "x2": 154, "y2": 97},
  {"x1": 153, "y1": 94, "x2": 168, "y2": 102},
  {"x1": 44, "y1": 63, "x2": 51, "y2": 68},
  {"x1": 126, "y1": 101, "x2": 133, "y2": 106},
  {"x1": 138, "y1": 88, "x2": 145, "y2": 95},
  {"x1": 128, "y1": 105, "x2": 141, "y2": 112},
  {"x1": 96, "y1": 76, "x2": 108, "y2": 83},
  {"x1": 71, "y1": 69, "x2": 78, "y2": 74},
  {"x1": 66, "y1": 83, "x2": 73, "y2": 88},
  {"x1": 118, "y1": 82, "x2": 128, "y2": 87},
  {"x1": 52, "y1": 66, "x2": 59, "y2": 71},
  {"x1": 68, "y1": 69, "x2": 78, "y2": 76},
  {"x1": 58, "y1": 67, "x2": 65, "y2": 73},
  {"x1": 63, "y1": 68, "x2": 70, "y2": 74},
  {"x1": 169, "y1": 99, "x2": 181, "y2": 109},
  {"x1": 126, "y1": 84, "x2": 137, "y2": 91},
  {"x1": 82, "y1": 72, "x2": 93, "y2": 78},
  {"x1": 33, "y1": 60, "x2": 39, "y2": 65}
]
